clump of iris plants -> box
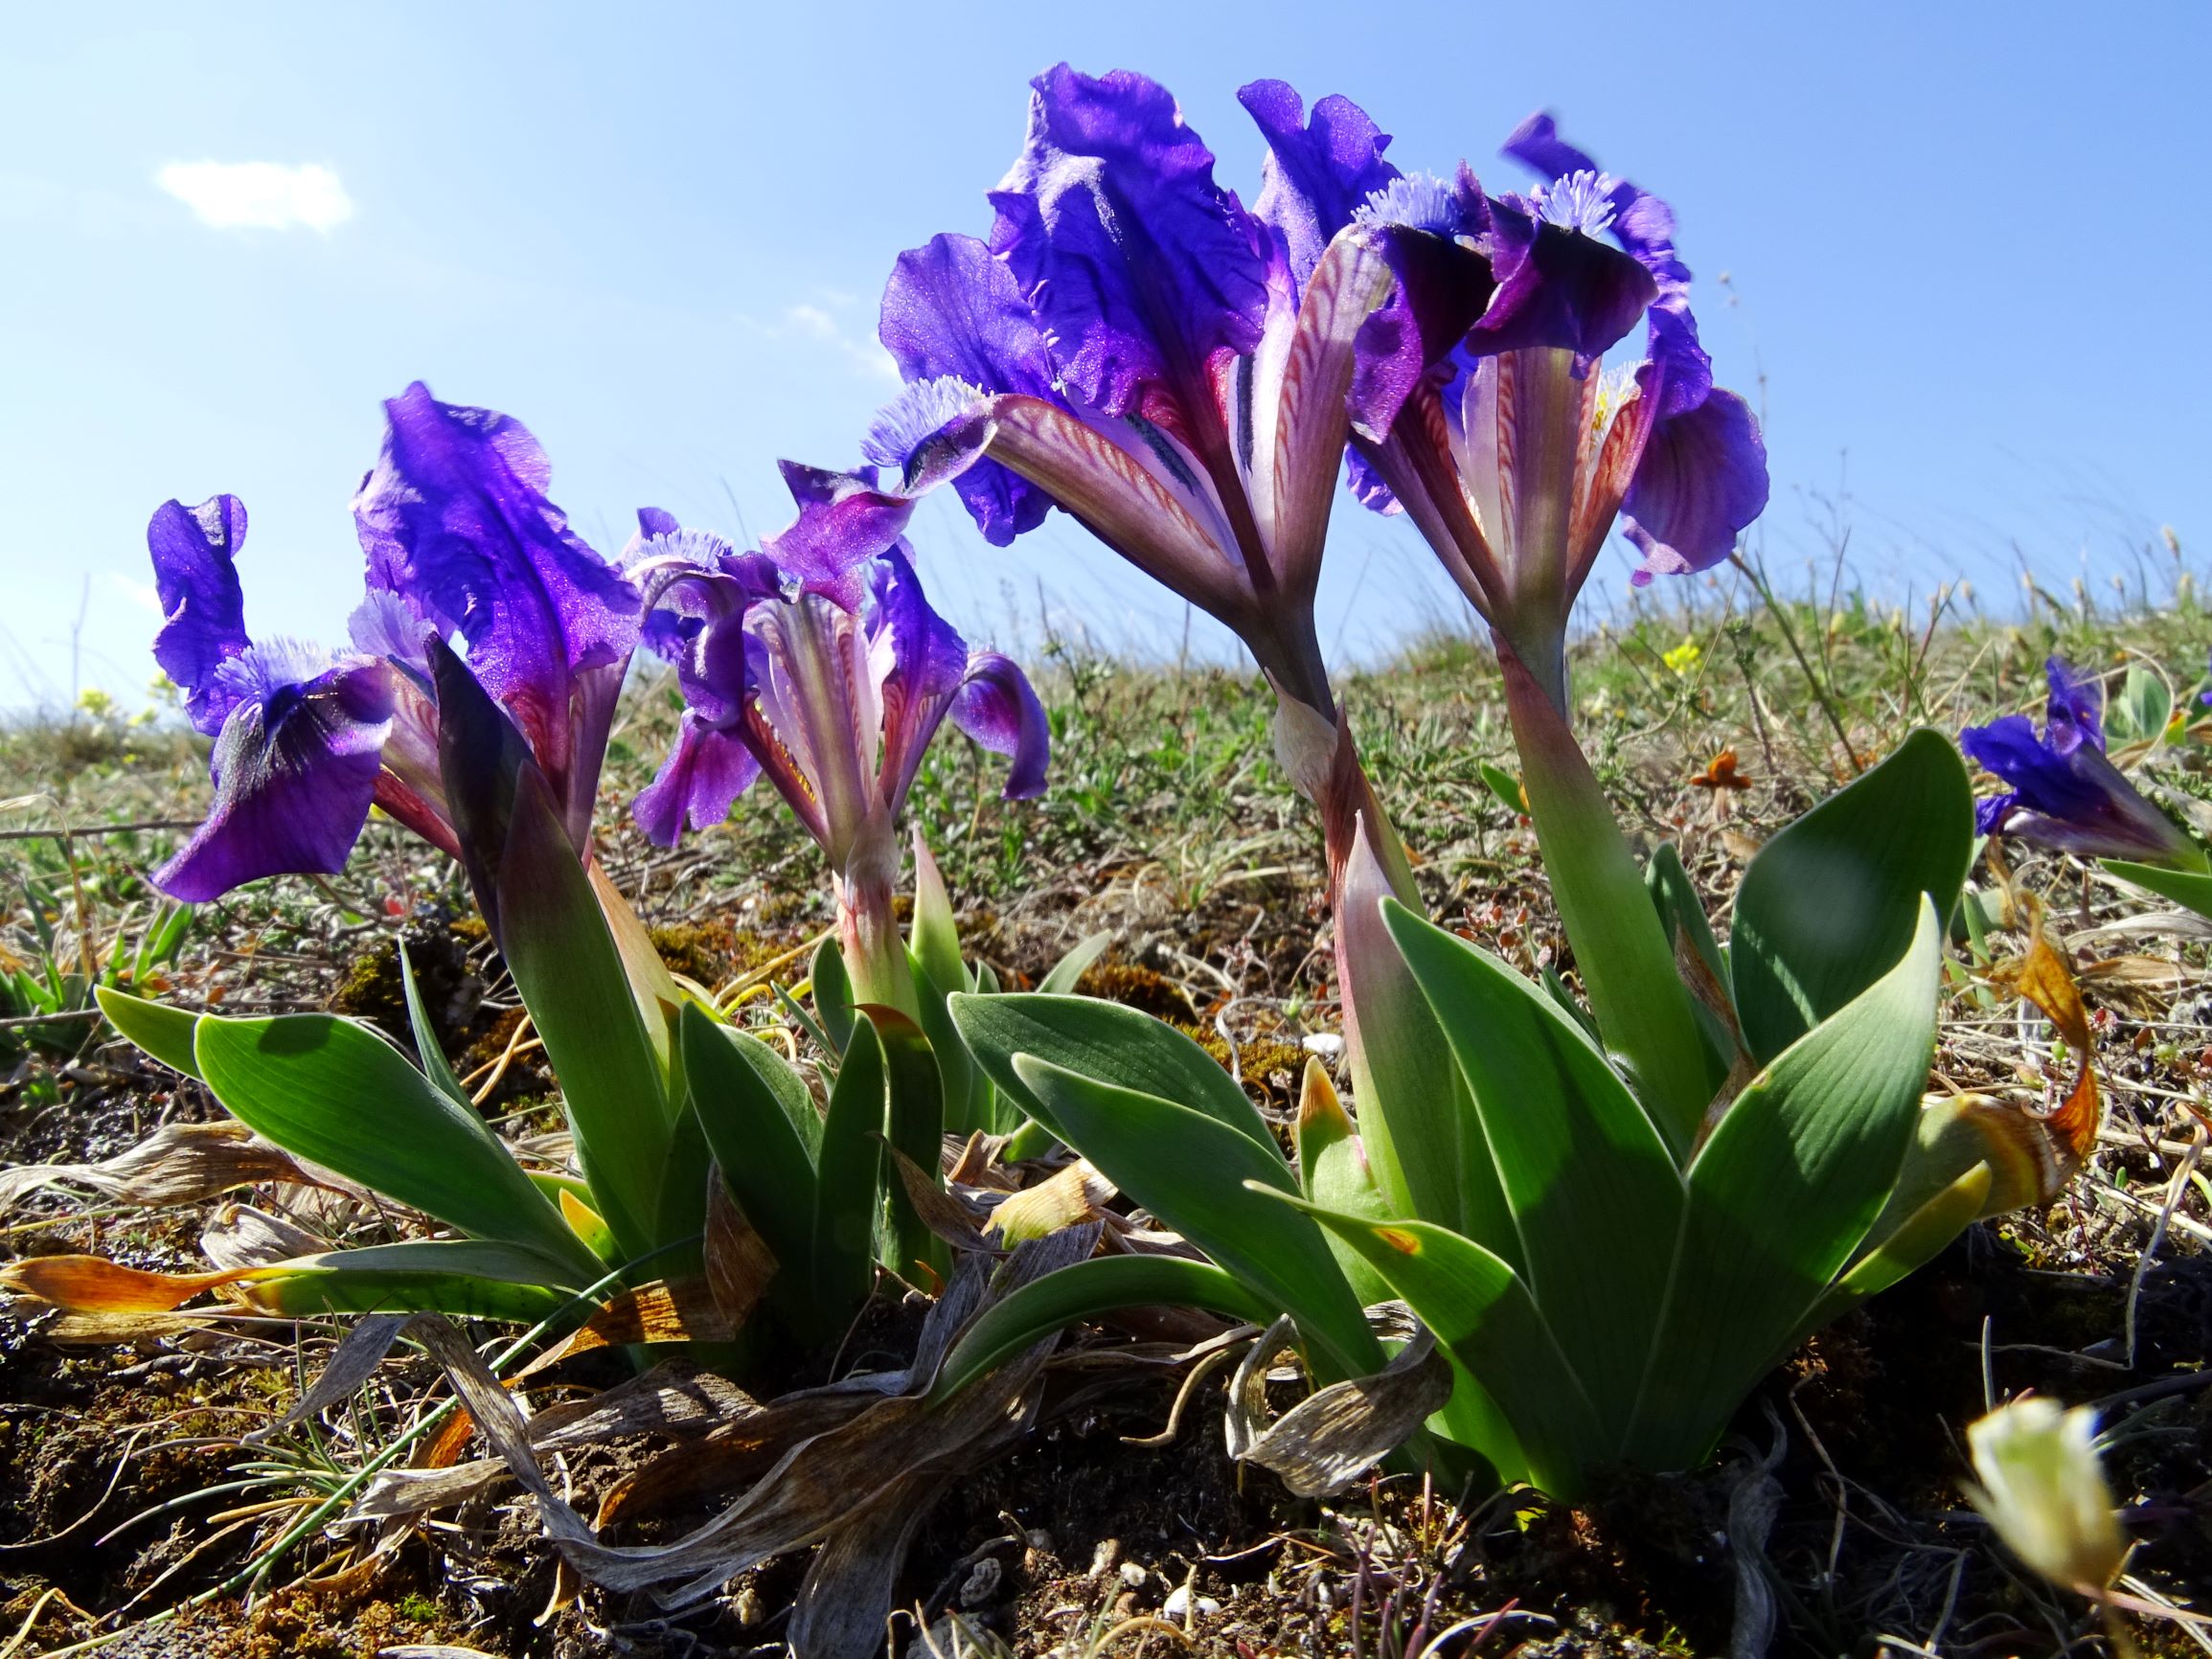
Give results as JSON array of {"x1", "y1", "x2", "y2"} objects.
[{"x1": 0, "y1": 59, "x2": 2155, "y2": 1650}]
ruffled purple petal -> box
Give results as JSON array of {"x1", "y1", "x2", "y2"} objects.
[
  {"x1": 2042, "y1": 657, "x2": 2106, "y2": 755},
  {"x1": 632, "y1": 711, "x2": 762, "y2": 847},
  {"x1": 346, "y1": 587, "x2": 436, "y2": 670},
  {"x1": 352, "y1": 382, "x2": 640, "y2": 760},
  {"x1": 154, "y1": 651, "x2": 394, "y2": 902},
  {"x1": 761, "y1": 463, "x2": 915, "y2": 608},
  {"x1": 879, "y1": 233, "x2": 1054, "y2": 396},
  {"x1": 1238, "y1": 80, "x2": 1398, "y2": 295},
  {"x1": 876, "y1": 234, "x2": 1059, "y2": 545},
  {"x1": 148, "y1": 495, "x2": 252, "y2": 736},
  {"x1": 951, "y1": 651, "x2": 1050, "y2": 799},
  {"x1": 1620, "y1": 388, "x2": 1767, "y2": 584},
  {"x1": 987, "y1": 64, "x2": 1268, "y2": 420}
]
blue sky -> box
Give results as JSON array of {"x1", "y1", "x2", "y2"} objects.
[{"x1": 3, "y1": 1, "x2": 2203, "y2": 711}]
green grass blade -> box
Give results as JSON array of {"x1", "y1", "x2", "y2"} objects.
[
  {"x1": 1037, "y1": 930, "x2": 1114, "y2": 994},
  {"x1": 1731, "y1": 729, "x2": 1972, "y2": 1064},
  {"x1": 932, "y1": 1254, "x2": 1276, "y2": 1401},
  {"x1": 1008, "y1": 1054, "x2": 1380, "y2": 1382},
  {"x1": 398, "y1": 941, "x2": 467, "y2": 1106}
]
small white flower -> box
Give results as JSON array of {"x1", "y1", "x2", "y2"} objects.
[{"x1": 1963, "y1": 1397, "x2": 2127, "y2": 1596}]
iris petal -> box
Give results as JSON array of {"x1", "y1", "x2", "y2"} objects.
[
  {"x1": 988, "y1": 63, "x2": 1269, "y2": 421},
  {"x1": 148, "y1": 495, "x2": 253, "y2": 736},
  {"x1": 352, "y1": 382, "x2": 639, "y2": 763},
  {"x1": 1620, "y1": 388, "x2": 1768, "y2": 583},
  {"x1": 632, "y1": 712, "x2": 762, "y2": 848},
  {"x1": 1239, "y1": 80, "x2": 1398, "y2": 296},
  {"x1": 154, "y1": 655, "x2": 394, "y2": 902},
  {"x1": 1961, "y1": 708, "x2": 2194, "y2": 863},
  {"x1": 951, "y1": 651, "x2": 1051, "y2": 800},
  {"x1": 877, "y1": 233, "x2": 1058, "y2": 544}
]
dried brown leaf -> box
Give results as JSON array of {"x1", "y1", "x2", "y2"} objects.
[
  {"x1": 703, "y1": 1170, "x2": 777, "y2": 1329},
  {"x1": 0, "y1": 1123, "x2": 337, "y2": 1214}
]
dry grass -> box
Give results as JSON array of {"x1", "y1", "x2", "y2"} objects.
[{"x1": 2, "y1": 571, "x2": 2208, "y2": 1657}]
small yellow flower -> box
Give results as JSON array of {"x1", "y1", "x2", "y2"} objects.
[
  {"x1": 1661, "y1": 638, "x2": 1701, "y2": 676},
  {"x1": 1963, "y1": 1396, "x2": 2127, "y2": 1597},
  {"x1": 75, "y1": 687, "x2": 115, "y2": 718}
]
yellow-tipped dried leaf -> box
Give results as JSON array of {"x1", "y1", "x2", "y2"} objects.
[{"x1": 985, "y1": 1158, "x2": 1114, "y2": 1242}]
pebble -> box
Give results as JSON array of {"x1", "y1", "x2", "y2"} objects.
[
  {"x1": 1117, "y1": 1560, "x2": 1148, "y2": 1588},
  {"x1": 1161, "y1": 1584, "x2": 1220, "y2": 1618},
  {"x1": 959, "y1": 1557, "x2": 1002, "y2": 1608}
]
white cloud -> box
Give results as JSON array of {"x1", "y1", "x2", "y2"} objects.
[
  {"x1": 156, "y1": 161, "x2": 354, "y2": 232},
  {"x1": 102, "y1": 572, "x2": 162, "y2": 615},
  {"x1": 737, "y1": 297, "x2": 898, "y2": 383}
]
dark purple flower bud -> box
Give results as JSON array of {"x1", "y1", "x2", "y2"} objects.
[{"x1": 1961, "y1": 659, "x2": 2197, "y2": 864}]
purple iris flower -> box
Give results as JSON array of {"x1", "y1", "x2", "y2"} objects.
[
  {"x1": 1343, "y1": 114, "x2": 1769, "y2": 711},
  {"x1": 1961, "y1": 658, "x2": 2198, "y2": 865},
  {"x1": 629, "y1": 466, "x2": 1048, "y2": 1007},
  {"x1": 627, "y1": 465, "x2": 1049, "y2": 863},
  {"x1": 149, "y1": 383, "x2": 640, "y2": 902},
  {"x1": 860, "y1": 67, "x2": 1402, "y2": 769}
]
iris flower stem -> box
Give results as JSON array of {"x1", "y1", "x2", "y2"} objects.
[
  {"x1": 1313, "y1": 719, "x2": 1425, "y2": 1219},
  {"x1": 1498, "y1": 643, "x2": 1712, "y2": 1154},
  {"x1": 834, "y1": 831, "x2": 922, "y2": 1021}
]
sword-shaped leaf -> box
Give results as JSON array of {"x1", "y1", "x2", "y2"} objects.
[
  {"x1": 1630, "y1": 900, "x2": 1942, "y2": 1469},
  {"x1": 949, "y1": 992, "x2": 1276, "y2": 1161},
  {"x1": 192, "y1": 1011, "x2": 598, "y2": 1284},
  {"x1": 95, "y1": 986, "x2": 203, "y2": 1080},
  {"x1": 1265, "y1": 1197, "x2": 1602, "y2": 1500},
  {"x1": 1384, "y1": 899, "x2": 1685, "y2": 1422},
  {"x1": 1732, "y1": 730, "x2": 1971, "y2": 1063},
  {"x1": 1008, "y1": 1054, "x2": 1380, "y2": 1383},
  {"x1": 932, "y1": 1254, "x2": 1275, "y2": 1400}
]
